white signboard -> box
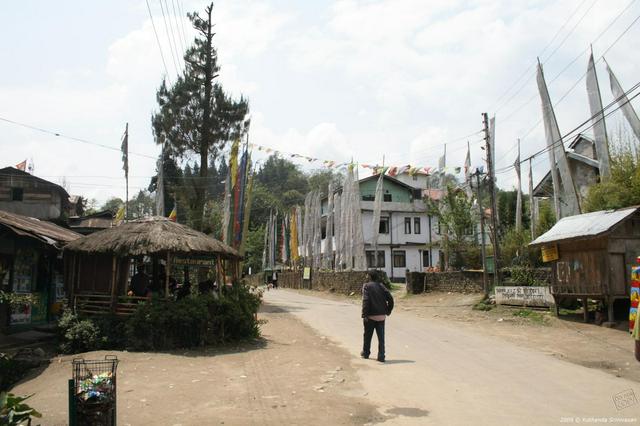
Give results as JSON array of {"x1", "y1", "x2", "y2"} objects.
[{"x1": 494, "y1": 286, "x2": 554, "y2": 308}]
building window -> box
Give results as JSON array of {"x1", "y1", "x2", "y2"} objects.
[
  {"x1": 465, "y1": 224, "x2": 474, "y2": 236},
  {"x1": 412, "y1": 175, "x2": 418, "y2": 181},
  {"x1": 404, "y1": 217, "x2": 411, "y2": 234},
  {"x1": 393, "y1": 251, "x2": 406, "y2": 268},
  {"x1": 414, "y1": 217, "x2": 421, "y2": 234},
  {"x1": 383, "y1": 193, "x2": 392, "y2": 202},
  {"x1": 10, "y1": 188, "x2": 23, "y2": 201},
  {"x1": 379, "y1": 217, "x2": 389, "y2": 234},
  {"x1": 366, "y1": 250, "x2": 385, "y2": 268},
  {"x1": 422, "y1": 250, "x2": 431, "y2": 268},
  {"x1": 362, "y1": 194, "x2": 375, "y2": 201}
]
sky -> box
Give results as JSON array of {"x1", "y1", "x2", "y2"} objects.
[{"x1": 1, "y1": 0, "x2": 639, "y2": 205}]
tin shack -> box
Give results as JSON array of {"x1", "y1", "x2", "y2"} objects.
[{"x1": 530, "y1": 206, "x2": 640, "y2": 322}]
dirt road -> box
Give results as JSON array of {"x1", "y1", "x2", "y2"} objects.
[
  {"x1": 11, "y1": 306, "x2": 380, "y2": 425},
  {"x1": 264, "y1": 289, "x2": 640, "y2": 425}
]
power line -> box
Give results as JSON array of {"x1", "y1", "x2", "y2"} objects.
[
  {"x1": 176, "y1": 0, "x2": 190, "y2": 49},
  {"x1": 490, "y1": 0, "x2": 590, "y2": 111},
  {"x1": 170, "y1": 0, "x2": 187, "y2": 54},
  {"x1": 492, "y1": 0, "x2": 597, "y2": 113},
  {"x1": 495, "y1": 79, "x2": 640, "y2": 175},
  {"x1": 158, "y1": 0, "x2": 181, "y2": 75},
  {"x1": 163, "y1": 0, "x2": 185, "y2": 69},
  {"x1": 495, "y1": 9, "x2": 640, "y2": 170},
  {"x1": 0, "y1": 116, "x2": 157, "y2": 160},
  {"x1": 500, "y1": 0, "x2": 635, "y2": 121},
  {"x1": 384, "y1": 129, "x2": 484, "y2": 162},
  {"x1": 145, "y1": 0, "x2": 171, "y2": 85}
]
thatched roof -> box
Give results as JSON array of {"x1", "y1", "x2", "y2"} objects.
[
  {"x1": 64, "y1": 217, "x2": 241, "y2": 258},
  {"x1": 0, "y1": 210, "x2": 81, "y2": 248}
]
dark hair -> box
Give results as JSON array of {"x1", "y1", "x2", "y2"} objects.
[{"x1": 367, "y1": 269, "x2": 381, "y2": 282}]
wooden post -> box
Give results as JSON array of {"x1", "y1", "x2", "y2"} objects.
[
  {"x1": 165, "y1": 252, "x2": 171, "y2": 297},
  {"x1": 607, "y1": 298, "x2": 615, "y2": 323},
  {"x1": 110, "y1": 256, "x2": 118, "y2": 313},
  {"x1": 216, "y1": 256, "x2": 223, "y2": 294},
  {"x1": 69, "y1": 254, "x2": 76, "y2": 304},
  {"x1": 582, "y1": 298, "x2": 590, "y2": 323}
]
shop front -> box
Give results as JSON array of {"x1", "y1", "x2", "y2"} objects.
[{"x1": 0, "y1": 210, "x2": 80, "y2": 333}]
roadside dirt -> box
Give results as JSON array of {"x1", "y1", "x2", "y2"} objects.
[
  {"x1": 288, "y1": 288, "x2": 640, "y2": 383},
  {"x1": 11, "y1": 305, "x2": 380, "y2": 425}
]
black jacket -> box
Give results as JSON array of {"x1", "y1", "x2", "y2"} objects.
[{"x1": 362, "y1": 281, "x2": 394, "y2": 318}]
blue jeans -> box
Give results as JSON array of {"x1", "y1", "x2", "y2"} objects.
[{"x1": 362, "y1": 318, "x2": 385, "y2": 360}]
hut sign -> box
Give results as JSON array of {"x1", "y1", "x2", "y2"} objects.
[
  {"x1": 541, "y1": 245, "x2": 559, "y2": 262},
  {"x1": 494, "y1": 286, "x2": 554, "y2": 307},
  {"x1": 172, "y1": 257, "x2": 216, "y2": 267}
]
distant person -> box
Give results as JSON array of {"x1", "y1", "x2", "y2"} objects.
[
  {"x1": 361, "y1": 270, "x2": 394, "y2": 362},
  {"x1": 272, "y1": 270, "x2": 278, "y2": 289},
  {"x1": 176, "y1": 280, "x2": 191, "y2": 300},
  {"x1": 129, "y1": 264, "x2": 151, "y2": 298}
]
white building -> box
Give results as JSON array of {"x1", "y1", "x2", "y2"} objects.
[{"x1": 322, "y1": 174, "x2": 442, "y2": 281}]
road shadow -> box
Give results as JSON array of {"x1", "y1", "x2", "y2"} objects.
[
  {"x1": 383, "y1": 359, "x2": 415, "y2": 365},
  {"x1": 260, "y1": 303, "x2": 304, "y2": 313}
]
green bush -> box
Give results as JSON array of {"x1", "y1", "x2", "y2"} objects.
[
  {"x1": 57, "y1": 311, "x2": 101, "y2": 354},
  {"x1": 508, "y1": 266, "x2": 545, "y2": 287},
  {"x1": 58, "y1": 286, "x2": 262, "y2": 353}
]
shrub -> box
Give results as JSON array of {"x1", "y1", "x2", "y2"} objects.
[
  {"x1": 57, "y1": 311, "x2": 101, "y2": 354},
  {"x1": 508, "y1": 266, "x2": 545, "y2": 287},
  {"x1": 58, "y1": 286, "x2": 262, "y2": 353},
  {"x1": 124, "y1": 286, "x2": 261, "y2": 351}
]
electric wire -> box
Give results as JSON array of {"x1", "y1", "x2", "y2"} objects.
[
  {"x1": 493, "y1": 0, "x2": 600, "y2": 114},
  {"x1": 494, "y1": 80, "x2": 640, "y2": 175},
  {"x1": 145, "y1": 0, "x2": 172, "y2": 85},
  {"x1": 0, "y1": 116, "x2": 156, "y2": 160},
  {"x1": 158, "y1": 0, "x2": 181, "y2": 75},
  {"x1": 501, "y1": 0, "x2": 635, "y2": 125},
  {"x1": 494, "y1": 9, "x2": 640, "y2": 170},
  {"x1": 176, "y1": 0, "x2": 190, "y2": 49},
  {"x1": 170, "y1": 0, "x2": 187, "y2": 54},
  {"x1": 163, "y1": 0, "x2": 185, "y2": 69},
  {"x1": 490, "y1": 0, "x2": 591, "y2": 112}
]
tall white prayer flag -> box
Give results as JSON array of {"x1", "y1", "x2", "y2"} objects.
[
  {"x1": 605, "y1": 58, "x2": 640, "y2": 142},
  {"x1": 586, "y1": 51, "x2": 611, "y2": 179}
]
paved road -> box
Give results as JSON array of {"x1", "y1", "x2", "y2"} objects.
[{"x1": 263, "y1": 289, "x2": 640, "y2": 425}]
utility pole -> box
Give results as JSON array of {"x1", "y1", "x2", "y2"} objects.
[
  {"x1": 483, "y1": 113, "x2": 501, "y2": 287},
  {"x1": 475, "y1": 170, "x2": 488, "y2": 297}
]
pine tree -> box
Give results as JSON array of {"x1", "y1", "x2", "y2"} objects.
[{"x1": 151, "y1": 3, "x2": 249, "y2": 230}]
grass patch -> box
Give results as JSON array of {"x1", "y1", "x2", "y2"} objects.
[
  {"x1": 512, "y1": 308, "x2": 548, "y2": 324},
  {"x1": 473, "y1": 300, "x2": 494, "y2": 311}
]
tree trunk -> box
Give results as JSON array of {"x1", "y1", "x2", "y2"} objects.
[{"x1": 195, "y1": 4, "x2": 215, "y2": 231}]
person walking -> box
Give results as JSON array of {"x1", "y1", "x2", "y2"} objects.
[{"x1": 361, "y1": 269, "x2": 394, "y2": 362}]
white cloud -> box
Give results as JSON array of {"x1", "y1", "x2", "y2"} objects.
[{"x1": 2, "y1": 0, "x2": 640, "y2": 206}]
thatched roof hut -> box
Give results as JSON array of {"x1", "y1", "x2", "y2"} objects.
[
  {"x1": 64, "y1": 218, "x2": 241, "y2": 315},
  {"x1": 64, "y1": 217, "x2": 240, "y2": 258}
]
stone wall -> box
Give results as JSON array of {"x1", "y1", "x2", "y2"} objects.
[
  {"x1": 244, "y1": 274, "x2": 263, "y2": 287},
  {"x1": 279, "y1": 271, "x2": 303, "y2": 289},
  {"x1": 246, "y1": 270, "x2": 390, "y2": 295},
  {"x1": 405, "y1": 271, "x2": 484, "y2": 294},
  {"x1": 312, "y1": 271, "x2": 369, "y2": 294}
]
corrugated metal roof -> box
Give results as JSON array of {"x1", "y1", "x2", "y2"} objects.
[
  {"x1": 530, "y1": 206, "x2": 639, "y2": 246},
  {"x1": 0, "y1": 210, "x2": 81, "y2": 247}
]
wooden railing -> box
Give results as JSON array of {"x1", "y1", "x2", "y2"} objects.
[{"x1": 74, "y1": 294, "x2": 153, "y2": 316}]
